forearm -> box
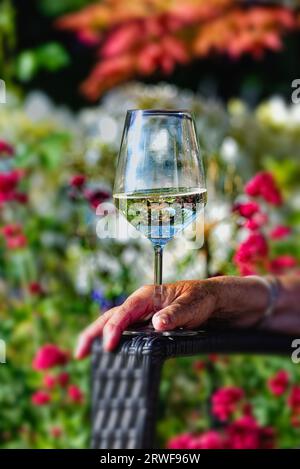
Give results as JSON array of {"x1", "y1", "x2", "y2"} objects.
[{"x1": 209, "y1": 275, "x2": 300, "y2": 334}]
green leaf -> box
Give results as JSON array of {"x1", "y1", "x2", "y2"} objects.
[
  {"x1": 16, "y1": 51, "x2": 37, "y2": 82},
  {"x1": 36, "y1": 43, "x2": 70, "y2": 71}
]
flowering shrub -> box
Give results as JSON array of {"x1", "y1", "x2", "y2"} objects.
[
  {"x1": 56, "y1": 0, "x2": 300, "y2": 99},
  {"x1": 0, "y1": 84, "x2": 300, "y2": 448}
]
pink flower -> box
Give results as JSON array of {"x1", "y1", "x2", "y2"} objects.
[
  {"x1": 31, "y1": 390, "x2": 51, "y2": 406},
  {"x1": 267, "y1": 370, "x2": 289, "y2": 396},
  {"x1": 57, "y1": 371, "x2": 70, "y2": 387},
  {"x1": 0, "y1": 140, "x2": 14, "y2": 156},
  {"x1": 244, "y1": 212, "x2": 268, "y2": 231},
  {"x1": 1, "y1": 223, "x2": 27, "y2": 250},
  {"x1": 70, "y1": 174, "x2": 86, "y2": 188},
  {"x1": 6, "y1": 234, "x2": 27, "y2": 249},
  {"x1": 270, "y1": 225, "x2": 291, "y2": 240},
  {"x1": 0, "y1": 170, "x2": 22, "y2": 193},
  {"x1": 32, "y1": 344, "x2": 69, "y2": 371},
  {"x1": 234, "y1": 233, "x2": 268, "y2": 274},
  {"x1": 167, "y1": 433, "x2": 195, "y2": 449},
  {"x1": 237, "y1": 262, "x2": 257, "y2": 276},
  {"x1": 84, "y1": 188, "x2": 111, "y2": 209},
  {"x1": 50, "y1": 426, "x2": 63, "y2": 438},
  {"x1": 212, "y1": 386, "x2": 244, "y2": 422},
  {"x1": 43, "y1": 374, "x2": 57, "y2": 389},
  {"x1": 168, "y1": 431, "x2": 224, "y2": 449},
  {"x1": 245, "y1": 171, "x2": 282, "y2": 205},
  {"x1": 288, "y1": 385, "x2": 300, "y2": 412},
  {"x1": 68, "y1": 384, "x2": 84, "y2": 404},
  {"x1": 1, "y1": 223, "x2": 22, "y2": 237},
  {"x1": 226, "y1": 416, "x2": 259, "y2": 449},
  {"x1": 192, "y1": 431, "x2": 224, "y2": 449},
  {"x1": 233, "y1": 201, "x2": 260, "y2": 218},
  {"x1": 270, "y1": 255, "x2": 297, "y2": 274}
]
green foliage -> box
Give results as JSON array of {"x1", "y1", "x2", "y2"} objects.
[{"x1": 16, "y1": 43, "x2": 70, "y2": 82}]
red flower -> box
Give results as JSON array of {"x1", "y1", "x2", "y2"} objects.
[
  {"x1": 1, "y1": 223, "x2": 22, "y2": 237},
  {"x1": 245, "y1": 171, "x2": 282, "y2": 206},
  {"x1": 6, "y1": 234, "x2": 27, "y2": 249},
  {"x1": 242, "y1": 402, "x2": 253, "y2": 417},
  {"x1": 167, "y1": 433, "x2": 195, "y2": 450},
  {"x1": 1, "y1": 223, "x2": 27, "y2": 250},
  {"x1": 270, "y1": 225, "x2": 291, "y2": 240},
  {"x1": 168, "y1": 431, "x2": 224, "y2": 449},
  {"x1": 270, "y1": 255, "x2": 297, "y2": 274},
  {"x1": 208, "y1": 354, "x2": 219, "y2": 363},
  {"x1": 233, "y1": 201, "x2": 260, "y2": 218},
  {"x1": 84, "y1": 188, "x2": 111, "y2": 209},
  {"x1": 291, "y1": 414, "x2": 300, "y2": 428},
  {"x1": 0, "y1": 169, "x2": 22, "y2": 193},
  {"x1": 212, "y1": 386, "x2": 244, "y2": 422},
  {"x1": 68, "y1": 384, "x2": 84, "y2": 404},
  {"x1": 32, "y1": 344, "x2": 69, "y2": 371},
  {"x1": 0, "y1": 140, "x2": 14, "y2": 156},
  {"x1": 192, "y1": 430, "x2": 224, "y2": 449},
  {"x1": 13, "y1": 192, "x2": 28, "y2": 204},
  {"x1": 31, "y1": 390, "x2": 51, "y2": 406},
  {"x1": 244, "y1": 212, "x2": 268, "y2": 231},
  {"x1": 50, "y1": 426, "x2": 63, "y2": 438},
  {"x1": 267, "y1": 370, "x2": 289, "y2": 396},
  {"x1": 288, "y1": 385, "x2": 300, "y2": 412},
  {"x1": 193, "y1": 360, "x2": 205, "y2": 372},
  {"x1": 70, "y1": 174, "x2": 86, "y2": 188},
  {"x1": 43, "y1": 374, "x2": 57, "y2": 390},
  {"x1": 259, "y1": 426, "x2": 276, "y2": 449},
  {"x1": 234, "y1": 233, "x2": 268, "y2": 274},
  {"x1": 57, "y1": 371, "x2": 70, "y2": 387},
  {"x1": 28, "y1": 282, "x2": 44, "y2": 296},
  {"x1": 226, "y1": 416, "x2": 259, "y2": 449}
]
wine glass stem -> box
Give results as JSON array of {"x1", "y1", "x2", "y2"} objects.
[{"x1": 154, "y1": 244, "x2": 163, "y2": 312}]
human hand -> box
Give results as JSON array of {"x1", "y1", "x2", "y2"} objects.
[{"x1": 75, "y1": 276, "x2": 270, "y2": 357}]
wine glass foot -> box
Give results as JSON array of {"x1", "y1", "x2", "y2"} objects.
[{"x1": 123, "y1": 323, "x2": 201, "y2": 337}]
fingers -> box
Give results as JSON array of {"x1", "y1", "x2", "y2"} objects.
[
  {"x1": 75, "y1": 285, "x2": 154, "y2": 357},
  {"x1": 152, "y1": 286, "x2": 216, "y2": 331},
  {"x1": 101, "y1": 285, "x2": 154, "y2": 351},
  {"x1": 74, "y1": 307, "x2": 117, "y2": 359}
]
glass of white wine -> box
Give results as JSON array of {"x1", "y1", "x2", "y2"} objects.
[{"x1": 113, "y1": 109, "x2": 206, "y2": 332}]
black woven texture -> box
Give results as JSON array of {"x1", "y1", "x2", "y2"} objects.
[{"x1": 92, "y1": 329, "x2": 293, "y2": 449}]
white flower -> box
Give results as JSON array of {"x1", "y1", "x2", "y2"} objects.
[{"x1": 220, "y1": 137, "x2": 239, "y2": 163}]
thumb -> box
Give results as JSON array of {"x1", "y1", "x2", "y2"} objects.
[{"x1": 152, "y1": 302, "x2": 192, "y2": 331}]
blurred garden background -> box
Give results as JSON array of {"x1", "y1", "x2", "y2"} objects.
[{"x1": 0, "y1": 0, "x2": 300, "y2": 449}]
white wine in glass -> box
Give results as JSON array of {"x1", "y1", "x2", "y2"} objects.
[{"x1": 113, "y1": 110, "x2": 206, "y2": 331}]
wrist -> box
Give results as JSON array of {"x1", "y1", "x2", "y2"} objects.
[{"x1": 206, "y1": 275, "x2": 271, "y2": 326}]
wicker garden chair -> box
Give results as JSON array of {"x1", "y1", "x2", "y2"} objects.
[{"x1": 91, "y1": 328, "x2": 294, "y2": 449}]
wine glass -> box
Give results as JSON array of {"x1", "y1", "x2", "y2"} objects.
[{"x1": 113, "y1": 109, "x2": 206, "y2": 332}]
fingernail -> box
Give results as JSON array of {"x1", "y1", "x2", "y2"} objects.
[{"x1": 153, "y1": 313, "x2": 169, "y2": 326}]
